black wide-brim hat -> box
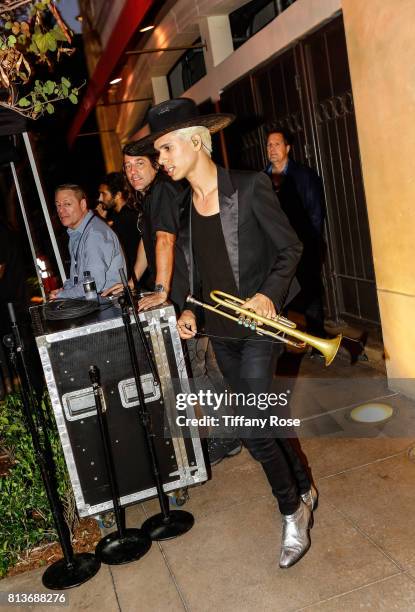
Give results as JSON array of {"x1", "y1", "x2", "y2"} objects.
[{"x1": 126, "y1": 98, "x2": 234, "y2": 153}]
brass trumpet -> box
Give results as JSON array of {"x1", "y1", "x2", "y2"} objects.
[{"x1": 186, "y1": 290, "x2": 342, "y2": 366}]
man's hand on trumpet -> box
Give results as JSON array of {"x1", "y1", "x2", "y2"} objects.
[{"x1": 239, "y1": 293, "x2": 276, "y2": 325}]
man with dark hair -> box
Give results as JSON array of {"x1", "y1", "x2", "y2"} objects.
[
  {"x1": 51, "y1": 184, "x2": 126, "y2": 298},
  {"x1": 98, "y1": 172, "x2": 140, "y2": 276},
  {"x1": 137, "y1": 97, "x2": 316, "y2": 569},
  {"x1": 265, "y1": 129, "x2": 326, "y2": 337},
  {"x1": 104, "y1": 141, "x2": 181, "y2": 309}
]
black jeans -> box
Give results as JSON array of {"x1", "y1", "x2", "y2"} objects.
[{"x1": 211, "y1": 337, "x2": 310, "y2": 515}]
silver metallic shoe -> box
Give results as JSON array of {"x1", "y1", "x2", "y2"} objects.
[
  {"x1": 279, "y1": 501, "x2": 312, "y2": 569},
  {"x1": 301, "y1": 484, "x2": 318, "y2": 511}
]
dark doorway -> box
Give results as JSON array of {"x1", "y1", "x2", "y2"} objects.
[{"x1": 220, "y1": 14, "x2": 379, "y2": 326}]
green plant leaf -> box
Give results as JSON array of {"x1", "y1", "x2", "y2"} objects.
[
  {"x1": 61, "y1": 77, "x2": 71, "y2": 87},
  {"x1": 44, "y1": 80, "x2": 55, "y2": 94},
  {"x1": 7, "y1": 35, "x2": 17, "y2": 46},
  {"x1": 46, "y1": 103, "x2": 54, "y2": 114},
  {"x1": 33, "y1": 33, "x2": 48, "y2": 54},
  {"x1": 29, "y1": 41, "x2": 39, "y2": 54},
  {"x1": 69, "y1": 93, "x2": 78, "y2": 104},
  {"x1": 53, "y1": 25, "x2": 68, "y2": 42},
  {"x1": 45, "y1": 32, "x2": 57, "y2": 52},
  {"x1": 5, "y1": 21, "x2": 12, "y2": 30}
]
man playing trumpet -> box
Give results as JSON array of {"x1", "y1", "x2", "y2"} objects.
[{"x1": 135, "y1": 98, "x2": 316, "y2": 569}]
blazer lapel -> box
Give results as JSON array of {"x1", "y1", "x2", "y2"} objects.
[
  {"x1": 175, "y1": 186, "x2": 194, "y2": 289},
  {"x1": 218, "y1": 166, "x2": 239, "y2": 291}
]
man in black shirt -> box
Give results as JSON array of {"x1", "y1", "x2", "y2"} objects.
[
  {"x1": 103, "y1": 142, "x2": 180, "y2": 308},
  {"x1": 137, "y1": 98, "x2": 316, "y2": 569},
  {"x1": 98, "y1": 172, "x2": 140, "y2": 277}
]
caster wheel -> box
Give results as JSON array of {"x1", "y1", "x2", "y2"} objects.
[
  {"x1": 168, "y1": 488, "x2": 189, "y2": 507},
  {"x1": 95, "y1": 511, "x2": 116, "y2": 529}
]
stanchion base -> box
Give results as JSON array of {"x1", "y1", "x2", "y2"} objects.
[
  {"x1": 95, "y1": 529, "x2": 152, "y2": 565},
  {"x1": 142, "y1": 510, "x2": 194, "y2": 541},
  {"x1": 42, "y1": 553, "x2": 101, "y2": 590}
]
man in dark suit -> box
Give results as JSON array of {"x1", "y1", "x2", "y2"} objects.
[
  {"x1": 137, "y1": 98, "x2": 316, "y2": 569},
  {"x1": 265, "y1": 129, "x2": 326, "y2": 338}
]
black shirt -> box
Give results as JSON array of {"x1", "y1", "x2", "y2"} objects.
[
  {"x1": 140, "y1": 174, "x2": 181, "y2": 286},
  {"x1": 191, "y1": 207, "x2": 249, "y2": 339},
  {"x1": 111, "y1": 206, "x2": 140, "y2": 277}
]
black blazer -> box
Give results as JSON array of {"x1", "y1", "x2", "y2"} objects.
[
  {"x1": 171, "y1": 166, "x2": 302, "y2": 313},
  {"x1": 264, "y1": 158, "x2": 325, "y2": 246}
]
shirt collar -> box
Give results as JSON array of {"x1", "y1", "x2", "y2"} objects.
[
  {"x1": 265, "y1": 160, "x2": 289, "y2": 175},
  {"x1": 67, "y1": 210, "x2": 93, "y2": 236}
]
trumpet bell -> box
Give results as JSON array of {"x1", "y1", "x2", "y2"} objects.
[{"x1": 309, "y1": 334, "x2": 342, "y2": 367}]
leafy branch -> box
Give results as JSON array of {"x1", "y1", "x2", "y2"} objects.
[
  {"x1": 0, "y1": 0, "x2": 82, "y2": 119},
  {"x1": 14, "y1": 76, "x2": 83, "y2": 117}
]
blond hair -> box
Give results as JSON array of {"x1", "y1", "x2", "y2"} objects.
[{"x1": 174, "y1": 126, "x2": 212, "y2": 156}]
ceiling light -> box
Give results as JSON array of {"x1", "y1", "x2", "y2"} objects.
[
  {"x1": 349, "y1": 403, "x2": 394, "y2": 424},
  {"x1": 139, "y1": 25, "x2": 155, "y2": 33},
  {"x1": 109, "y1": 78, "x2": 122, "y2": 85}
]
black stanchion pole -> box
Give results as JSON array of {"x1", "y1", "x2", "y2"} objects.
[
  {"x1": 89, "y1": 365, "x2": 152, "y2": 564},
  {"x1": 118, "y1": 271, "x2": 194, "y2": 540},
  {"x1": 7, "y1": 304, "x2": 56, "y2": 480},
  {"x1": 4, "y1": 303, "x2": 101, "y2": 590}
]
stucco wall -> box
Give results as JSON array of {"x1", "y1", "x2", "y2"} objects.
[{"x1": 342, "y1": 0, "x2": 415, "y2": 396}]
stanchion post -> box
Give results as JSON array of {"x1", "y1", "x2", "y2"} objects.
[
  {"x1": 117, "y1": 271, "x2": 194, "y2": 540},
  {"x1": 4, "y1": 303, "x2": 101, "y2": 589},
  {"x1": 89, "y1": 365, "x2": 152, "y2": 565}
]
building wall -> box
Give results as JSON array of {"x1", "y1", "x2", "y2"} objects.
[
  {"x1": 116, "y1": 0, "x2": 341, "y2": 141},
  {"x1": 342, "y1": 0, "x2": 415, "y2": 398},
  {"x1": 185, "y1": 0, "x2": 341, "y2": 103}
]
